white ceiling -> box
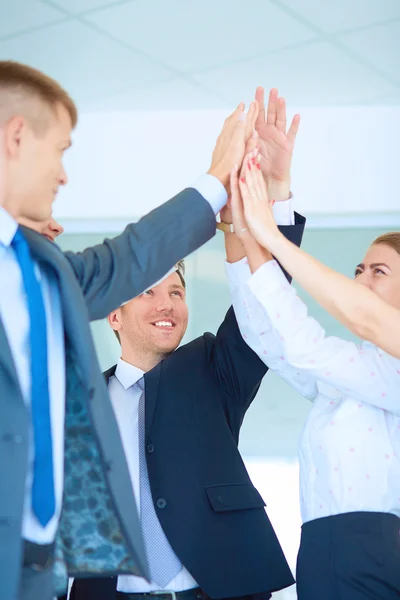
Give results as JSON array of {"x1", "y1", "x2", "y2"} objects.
[{"x1": 0, "y1": 0, "x2": 399, "y2": 110}]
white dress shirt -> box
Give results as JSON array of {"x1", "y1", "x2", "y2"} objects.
[
  {"x1": 109, "y1": 360, "x2": 199, "y2": 593},
  {"x1": 226, "y1": 257, "x2": 400, "y2": 524},
  {"x1": 0, "y1": 207, "x2": 65, "y2": 544}
]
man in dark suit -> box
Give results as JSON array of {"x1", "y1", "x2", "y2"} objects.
[
  {"x1": 70, "y1": 88, "x2": 304, "y2": 600},
  {"x1": 69, "y1": 211, "x2": 304, "y2": 600},
  {"x1": 0, "y1": 60, "x2": 252, "y2": 600}
]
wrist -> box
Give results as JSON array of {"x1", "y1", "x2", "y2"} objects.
[
  {"x1": 219, "y1": 214, "x2": 232, "y2": 225},
  {"x1": 216, "y1": 221, "x2": 234, "y2": 234},
  {"x1": 268, "y1": 179, "x2": 291, "y2": 202},
  {"x1": 265, "y1": 228, "x2": 286, "y2": 255},
  {"x1": 208, "y1": 166, "x2": 229, "y2": 190},
  {"x1": 240, "y1": 234, "x2": 263, "y2": 252}
]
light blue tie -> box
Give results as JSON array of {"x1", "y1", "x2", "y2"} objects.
[
  {"x1": 137, "y1": 378, "x2": 182, "y2": 587},
  {"x1": 11, "y1": 228, "x2": 55, "y2": 527}
]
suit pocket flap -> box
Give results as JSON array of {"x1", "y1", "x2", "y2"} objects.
[{"x1": 205, "y1": 483, "x2": 266, "y2": 512}]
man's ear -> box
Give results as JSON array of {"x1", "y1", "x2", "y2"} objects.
[
  {"x1": 107, "y1": 307, "x2": 122, "y2": 333},
  {"x1": 5, "y1": 116, "x2": 26, "y2": 159}
]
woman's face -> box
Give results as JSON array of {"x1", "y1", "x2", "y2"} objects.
[{"x1": 355, "y1": 243, "x2": 400, "y2": 310}]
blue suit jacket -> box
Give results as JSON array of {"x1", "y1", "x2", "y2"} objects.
[
  {"x1": 70, "y1": 217, "x2": 305, "y2": 600},
  {"x1": 0, "y1": 188, "x2": 216, "y2": 600}
]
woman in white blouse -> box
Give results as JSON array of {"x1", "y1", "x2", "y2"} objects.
[
  {"x1": 230, "y1": 151, "x2": 400, "y2": 359},
  {"x1": 228, "y1": 153, "x2": 400, "y2": 599}
]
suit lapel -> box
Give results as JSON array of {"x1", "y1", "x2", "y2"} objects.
[
  {"x1": 0, "y1": 317, "x2": 22, "y2": 396},
  {"x1": 143, "y1": 362, "x2": 162, "y2": 436},
  {"x1": 103, "y1": 365, "x2": 117, "y2": 383},
  {"x1": 21, "y1": 226, "x2": 93, "y2": 384}
]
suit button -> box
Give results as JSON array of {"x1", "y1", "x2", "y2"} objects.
[
  {"x1": 147, "y1": 444, "x2": 154, "y2": 454},
  {"x1": 89, "y1": 388, "x2": 95, "y2": 399},
  {"x1": 156, "y1": 498, "x2": 167, "y2": 509}
]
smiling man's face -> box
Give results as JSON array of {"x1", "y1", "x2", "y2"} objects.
[{"x1": 109, "y1": 271, "x2": 189, "y2": 363}]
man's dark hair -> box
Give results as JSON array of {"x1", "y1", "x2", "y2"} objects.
[{"x1": 113, "y1": 260, "x2": 186, "y2": 344}]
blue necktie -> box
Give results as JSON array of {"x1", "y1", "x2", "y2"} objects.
[{"x1": 11, "y1": 228, "x2": 55, "y2": 527}]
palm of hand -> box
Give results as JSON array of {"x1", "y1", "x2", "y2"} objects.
[
  {"x1": 245, "y1": 202, "x2": 276, "y2": 246},
  {"x1": 244, "y1": 205, "x2": 268, "y2": 242},
  {"x1": 257, "y1": 123, "x2": 294, "y2": 182}
]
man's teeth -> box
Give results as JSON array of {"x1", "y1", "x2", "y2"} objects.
[{"x1": 154, "y1": 321, "x2": 173, "y2": 327}]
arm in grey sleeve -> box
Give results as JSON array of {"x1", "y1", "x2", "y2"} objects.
[{"x1": 65, "y1": 187, "x2": 216, "y2": 321}]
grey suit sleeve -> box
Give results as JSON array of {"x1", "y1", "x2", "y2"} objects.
[{"x1": 64, "y1": 187, "x2": 216, "y2": 321}]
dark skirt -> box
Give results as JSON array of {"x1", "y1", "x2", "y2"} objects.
[{"x1": 296, "y1": 511, "x2": 400, "y2": 600}]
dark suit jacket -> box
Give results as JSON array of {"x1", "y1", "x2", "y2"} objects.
[
  {"x1": 69, "y1": 217, "x2": 305, "y2": 600},
  {"x1": 0, "y1": 188, "x2": 216, "y2": 600}
]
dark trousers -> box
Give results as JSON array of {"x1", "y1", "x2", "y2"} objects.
[
  {"x1": 18, "y1": 565, "x2": 54, "y2": 600},
  {"x1": 69, "y1": 577, "x2": 272, "y2": 600},
  {"x1": 296, "y1": 511, "x2": 400, "y2": 600}
]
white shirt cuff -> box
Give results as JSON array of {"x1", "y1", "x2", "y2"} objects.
[
  {"x1": 192, "y1": 174, "x2": 228, "y2": 216},
  {"x1": 272, "y1": 195, "x2": 295, "y2": 226},
  {"x1": 224, "y1": 257, "x2": 252, "y2": 287}
]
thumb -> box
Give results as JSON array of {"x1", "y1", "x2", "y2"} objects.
[
  {"x1": 230, "y1": 166, "x2": 241, "y2": 219},
  {"x1": 230, "y1": 166, "x2": 247, "y2": 233},
  {"x1": 228, "y1": 112, "x2": 248, "y2": 161}
]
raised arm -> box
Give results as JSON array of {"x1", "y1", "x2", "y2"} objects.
[
  {"x1": 65, "y1": 188, "x2": 216, "y2": 321},
  {"x1": 237, "y1": 148, "x2": 400, "y2": 360},
  {"x1": 206, "y1": 210, "x2": 305, "y2": 435},
  {"x1": 226, "y1": 256, "x2": 320, "y2": 402},
  {"x1": 255, "y1": 235, "x2": 400, "y2": 359},
  {"x1": 65, "y1": 102, "x2": 258, "y2": 321},
  {"x1": 246, "y1": 259, "x2": 400, "y2": 414}
]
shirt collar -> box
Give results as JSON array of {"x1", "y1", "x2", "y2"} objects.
[
  {"x1": 115, "y1": 357, "x2": 145, "y2": 390},
  {"x1": 0, "y1": 206, "x2": 18, "y2": 247}
]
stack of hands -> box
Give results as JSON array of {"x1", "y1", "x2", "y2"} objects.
[{"x1": 208, "y1": 87, "x2": 300, "y2": 257}]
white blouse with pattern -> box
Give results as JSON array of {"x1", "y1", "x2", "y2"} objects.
[{"x1": 226, "y1": 258, "x2": 400, "y2": 523}]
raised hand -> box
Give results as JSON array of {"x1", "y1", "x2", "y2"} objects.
[
  {"x1": 229, "y1": 165, "x2": 253, "y2": 244},
  {"x1": 220, "y1": 127, "x2": 260, "y2": 225},
  {"x1": 255, "y1": 87, "x2": 300, "y2": 200},
  {"x1": 237, "y1": 149, "x2": 280, "y2": 250},
  {"x1": 208, "y1": 101, "x2": 259, "y2": 190}
]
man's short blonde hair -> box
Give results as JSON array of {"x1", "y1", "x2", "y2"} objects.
[{"x1": 0, "y1": 60, "x2": 77, "y2": 132}]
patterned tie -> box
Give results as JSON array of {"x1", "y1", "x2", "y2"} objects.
[
  {"x1": 137, "y1": 377, "x2": 182, "y2": 587},
  {"x1": 11, "y1": 228, "x2": 55, "y2": 527}
]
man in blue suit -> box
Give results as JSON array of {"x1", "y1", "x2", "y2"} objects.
[{"x1": 0, "y1": 60, "x2": 252, "y2": 600}]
